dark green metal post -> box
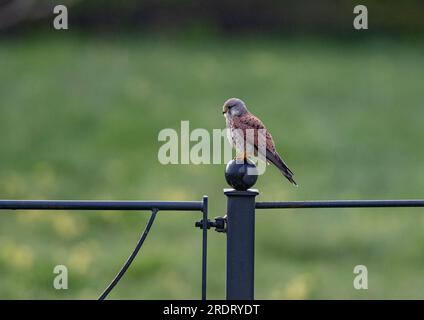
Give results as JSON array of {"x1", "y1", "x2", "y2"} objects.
[{"x1": 224, "y1": 188, "x2": 259, "y2": 300}]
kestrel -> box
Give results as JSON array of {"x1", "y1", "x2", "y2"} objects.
[{"x1": 222, "y1": 98, "x2": 297, "y2": 186}]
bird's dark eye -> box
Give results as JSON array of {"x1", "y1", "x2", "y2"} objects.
[{"x1": 228, "y1": 105, "x2": 236, "y2": 109}]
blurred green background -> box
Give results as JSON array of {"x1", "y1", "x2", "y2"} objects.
[{"x1": 0, "y1": 1, "x2": 424, "y2": 299}]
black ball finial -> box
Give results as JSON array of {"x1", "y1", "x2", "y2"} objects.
[{"x1": 225, "y1": 159, "x2": 258, "y2": 191}]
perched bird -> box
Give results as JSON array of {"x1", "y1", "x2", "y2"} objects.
[{"x1": 222, "y1": 98, "x2": 297, "y2": 186}]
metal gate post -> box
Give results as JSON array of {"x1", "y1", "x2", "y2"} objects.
[{"x1": 224, "y1": 188, "x2": 259, "y2": 300}]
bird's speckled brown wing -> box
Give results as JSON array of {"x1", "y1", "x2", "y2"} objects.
[
  {"x1": 234, "y1": 112, "x2": 297, "y2": 186},
  {"x1": 233, "y1": 112, "x2": 276, "y2": 156}
]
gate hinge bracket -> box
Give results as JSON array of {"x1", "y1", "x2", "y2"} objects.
[{"x1": 195, "y1": 216, "x2": 227, "y2": 233}]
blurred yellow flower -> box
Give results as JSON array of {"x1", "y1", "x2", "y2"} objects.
[
  {"x1": 1, "y1": 242, "x2": 34, "y2": 270},
  {"x1": 67, "y1": 243, "x2": 96, "y2": 274},
  {"x1": 283, "y1": 274, "x2": 312, "y2": 300},
  {"x1": 51, "y1": 213, "x2": 86, "y2": 238}
]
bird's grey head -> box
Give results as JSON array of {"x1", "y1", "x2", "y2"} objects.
[{"x1": 222, "y1": 98, "x2": 248, "y2": 118}]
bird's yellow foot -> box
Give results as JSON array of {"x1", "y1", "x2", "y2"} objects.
[{"x1": 235, "y1": 152, "x2": 248, "y2": 163}]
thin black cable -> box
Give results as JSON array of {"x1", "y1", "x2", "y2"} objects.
[{"x1": 98, "y1": 208, "x2": 158, "y2": 300}]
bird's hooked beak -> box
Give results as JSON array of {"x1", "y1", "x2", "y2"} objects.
[{"x1": 222, "y1": 107, "x2": 228, "y2": 114}]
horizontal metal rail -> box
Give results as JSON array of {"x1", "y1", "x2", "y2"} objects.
[
  {"x1": 256, "y1": 199, "x2": 424, "y2": 209},
  {"x1": 0, "y1": 200, "x2": 203, "y2": 211}
]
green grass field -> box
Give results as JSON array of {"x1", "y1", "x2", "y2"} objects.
[{"x1": 0, "y1": 34, "x2": 424, "y2": 299}]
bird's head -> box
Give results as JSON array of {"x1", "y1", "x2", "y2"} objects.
[{"x1": 222, "y1": 98, "x2": 248, "y2": 118}]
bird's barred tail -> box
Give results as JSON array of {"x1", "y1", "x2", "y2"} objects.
[{"x1": 266, "y1": 151, "x2": 298, "y2": 187}]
